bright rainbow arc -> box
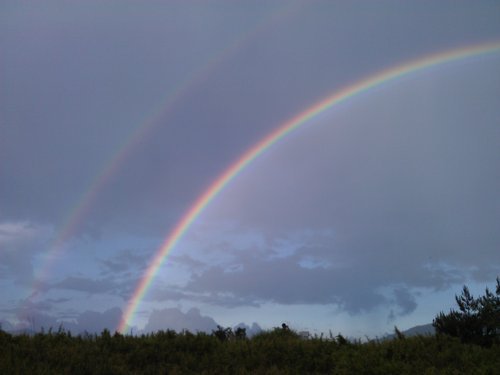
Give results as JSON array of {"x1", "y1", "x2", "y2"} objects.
[{"x1": 118, "y1": 41, "x2": 500, "y2": 333}]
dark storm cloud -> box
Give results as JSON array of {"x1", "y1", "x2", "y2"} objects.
[
  {"x1": 182, "y1": 252, "x2": 397, "y2": 314},
  {"x1": 2, "y1": 0, "x2": 500, "y2": 334},
  {"x1": 181, "y1": 196, "x2": 497, "y2": 315},
  {"x1": 392, "y1": 288, "x2": 418, "y2": 316},
  {"x1": 179, "y1": 220, "x2": 482, "y2": 313}
]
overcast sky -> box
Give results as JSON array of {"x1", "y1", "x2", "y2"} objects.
[{"x1": 1, "y1": 1, "x2": 499, "y2": 337}]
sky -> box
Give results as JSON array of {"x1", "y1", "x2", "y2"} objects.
[{"x1": 1, "y1": 1, "x2": 499, "y2": 338}]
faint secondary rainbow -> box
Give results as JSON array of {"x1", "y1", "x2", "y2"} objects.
[
  {"x1": 24, "y1": 3, "x2": 301, "y2": 305},
  {"x1": 118, "y1": 41, "x2": 500, "y2": 333}
]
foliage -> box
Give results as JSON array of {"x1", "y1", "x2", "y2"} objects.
[
  {"x1": 2, "y1": 280, "x2": 499, "y2": 373},
  {"x1": 1, "y1": 325, "x2": 500, "y2": 374},
  {"x1": 433, "y1": 277, "x2": 500, "y2": 346}
]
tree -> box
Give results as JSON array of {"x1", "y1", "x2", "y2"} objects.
[
  {"x1": 212, "y1": 325, "x2": 233, "y2": 342},
  {"x1": 433, "y1": 277, "x2": 499, "y2": 346},
  {"x1": 234, "y1": 327, "x2": 247, "y2": 340}
]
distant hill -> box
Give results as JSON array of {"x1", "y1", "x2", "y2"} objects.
[
  {"x1": 384, "y1": 323, "x2": 435, "y2": 340},
  {"x1": 403, "y1": 323, "x2": 435, "y2": 336}
]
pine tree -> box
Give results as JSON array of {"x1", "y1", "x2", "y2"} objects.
[{"x1": 433, "y1": 277, "x2": 499, "y2": 346}]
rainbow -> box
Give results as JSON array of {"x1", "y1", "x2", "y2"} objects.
[
  {"x1": 118, "y1": 41, "x2": 500, "y2": 333},
  {"x1": 24, "y1": 3, "x2": 299, "y2": 304}
]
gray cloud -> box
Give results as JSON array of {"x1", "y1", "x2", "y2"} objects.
[
  {"x1": 4, "y1": 305, "x2": 259, "y2": 336},
  {"x1": 9, "y1": 298, "x2": 57, "y2": 316},
  {"x1": 99, "y1": 249, "x2": 149, "y2": 275},
  {"x1": 5, "y1": 296, "x2": 265, "y2": 336},
  {"x1": 392, "y1": 288, "x2": 418, "y2": 316},
  {"x1": 149, "y1": 288, "x2": 193, "y2": 303},
  {"x1": 75, "y1": 307, "x2": 123, "y2": 334},
  {"x1": 40, "y1": 273, "x2": 142, "y2": 302},
  {"x1": 143, "y1": 307, "x2": 218, "y2": 333},
  {"x1": 10, "y1": 307, "x2": 122, "y2": 334},
  {"x1": 0, "y1": 320, "x2": 13, "y2": 332},
  {"x1": 0, "y1": 221, "x2": 52, "y2": 284},
  {"x1": 192, "y1": 61, "x2": 500, "y2": 315},
  {"x1": 18, "y1": 313, "x2": 61, "y2": 333},
  {"x1": 52, "y1": 276, "x2": 117, "y2": 295},
  {"x1": 150, "y1": 285, "x2": 261, "y2": 309},
  {"x1": 1, "y1": 0, "x2": 499, "y2": 336},
  {"x1": 169, "y1": 254, "x2": 209, "y2": 271},
  {"x1": 178, "y1": 221, "x2": 495, "y2": 316},
  {"x1": 2, "y1": 1, "x2": 499, "y2": 239},
  {"x1": 181, "y1": 252, "x2": 396, "y2": 314}
]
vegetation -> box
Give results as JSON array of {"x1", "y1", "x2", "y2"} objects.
[
  {"x1": 0, "y1": 325, "x2": 499, "y2": 374},
  {"x1": 433, "y1": 277, "x2": 500, "y2": 347},
  {"x1": 1, "y1": 279, "x2": 498, "y2": 374}
]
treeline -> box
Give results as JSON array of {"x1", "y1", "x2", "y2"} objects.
[
  {"x1": 1, "y1": 278, "x2": 498, "y2": 373},
  {"x1": 1, "y1": 326, "x2": 499, "y2": 374}
]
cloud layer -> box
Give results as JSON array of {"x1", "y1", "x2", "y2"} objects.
[{"x1": 1, "y1": 1, "x2": 499, "y2": 336}]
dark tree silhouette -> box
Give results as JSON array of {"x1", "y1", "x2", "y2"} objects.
[
  {"x1": 234, "y1": 327, "x2": 247, "y2": 340},
  {"x1": 212, "y1": 325, "x2": 233, "y2": 342},
  {"x1": 433, "y1": 277, "x2": 500, "y2": 346}
]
